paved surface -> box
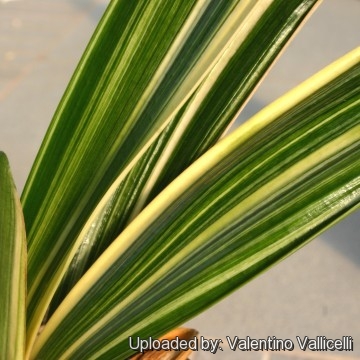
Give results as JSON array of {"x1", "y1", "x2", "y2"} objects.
[{"x1": 0, "y1": 1, "x2": 359, "y2": 360}]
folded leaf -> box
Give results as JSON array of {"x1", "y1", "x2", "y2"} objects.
[
  {"x1": 0, "y1": 153, "x2": 26, "y2": 360},
  {"x1": 31, "y1": 48, "x2": 360, "y2": 360}
]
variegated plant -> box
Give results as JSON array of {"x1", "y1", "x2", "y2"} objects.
[{"x1": 0, "y1": 1, "x2": 359, "y2": 359}]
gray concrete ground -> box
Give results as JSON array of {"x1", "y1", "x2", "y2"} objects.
[{"x1": 0, "y1": 1, "x2": 359, "y2": 360}]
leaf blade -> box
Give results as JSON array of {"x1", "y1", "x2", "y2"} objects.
[
  {"x1": 48, "y1": 0, "x2": 320, "y2": 317},
  {"x1": 24, "y1": 0, "x2": 320, "y2": 348},
  {"x1": 0, "y1": 153, "x2": 26, "y2": 360},
  {"x1": 24, "y1": 0, "x2": 251, "y2": 345},
  {"x1": 32, "y1": 48, "x2": 360, "y2": 360}
]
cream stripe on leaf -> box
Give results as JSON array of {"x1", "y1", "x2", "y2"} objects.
[
  {"x1": 47, "y1": 0, "x2": 319, "y2": 319},
  {"x1": 25, "y1": 0, "x2": 260, "y2": 348},
  {"x1": 31, "y1": 48, "x2": 360, "y2": 360},
  {"x1": 25, "y1": 1, "x2": 321, "y2": 349},
  {"x1": 0, "y1": 153, "x2": 26, "y2": 360}
]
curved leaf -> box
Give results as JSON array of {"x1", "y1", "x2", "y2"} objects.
[
  {"x1": 49, "y1": 0, "x2": 320, "y2": 315},
  {"x1": 25, "y1": 0, "x2": 260, "y2": 346},
  {"x1": 31, "y1": 48, "x2": 360, "y2": 360}
]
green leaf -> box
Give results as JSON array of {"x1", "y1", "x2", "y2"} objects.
[
  {"x1": 31, "y1": 48, "x2": 360, "y2": 360},
  {"x1": 23, "y1": 0, "x2": 320, "y2": 348},
  {"x1": 49, "y1": 0, "x2": 320, "y2": 315},
  {"x1": 24, "y1": 0, "x2": 241, "y2": 344},
  {"x1": 0, "y1": 153, "x2": 26, "y2": 360}
]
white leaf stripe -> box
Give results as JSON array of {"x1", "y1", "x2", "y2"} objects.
[
  {"x1": 0, "y1": 153, "x2": 26, "y2": 360},
  {"x1": 26, "y1": 0, "x2": 271, "y2": 348},
  {"x1": 35, "y1": 127, "x2": 360, "y2": 360},
  {"x1": 48, "y1": 0, "x2": 320, "y2": 317},
  {"x1": 31, "y1": 49, "x2": 360, "y2": 359},
  {"x1": 25, "y1": 2, "x2": 322, "y2": 350}
]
